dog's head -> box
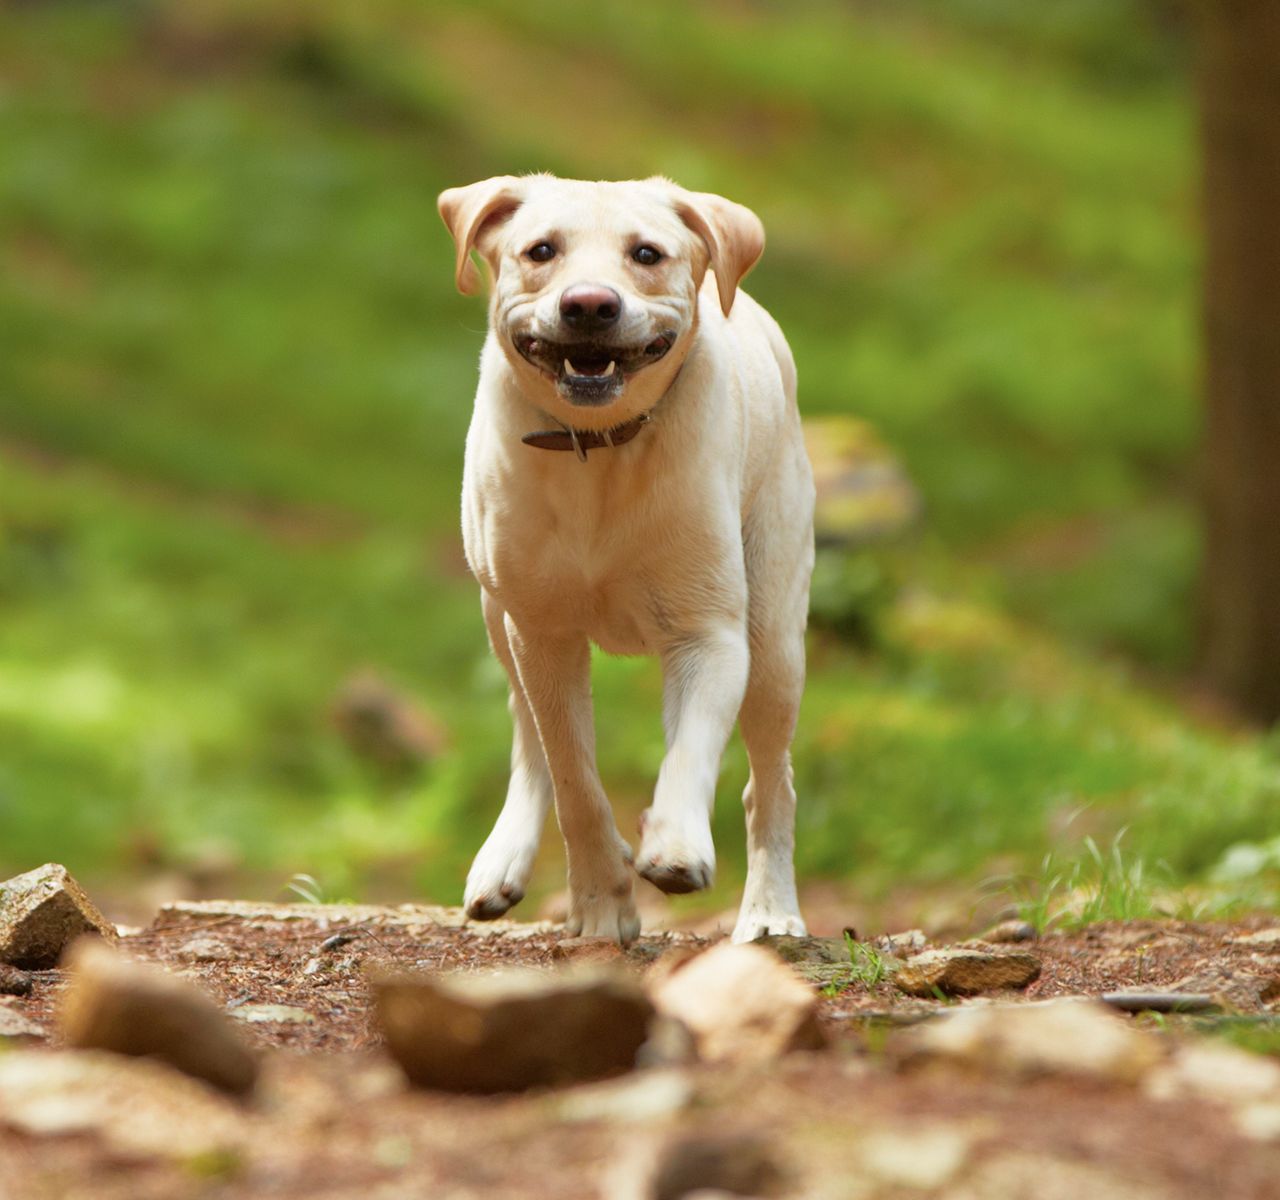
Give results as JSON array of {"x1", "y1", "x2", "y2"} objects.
[{"x1": 438, "y1": 175, "x2": 764, "y2": 427}]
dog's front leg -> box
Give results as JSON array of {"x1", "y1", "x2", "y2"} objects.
[
  {"x1": 503, "y1": 614, "x2": 640, "y2": 943},
  {"x1": 637, "y1": 625, "x2": 750, "y2": 895}
]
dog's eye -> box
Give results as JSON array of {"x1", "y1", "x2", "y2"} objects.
[
  {"x1": 632, "y1": 245, "x2": 663, "y2": 266},
  {"x1": 526, "y1": 242, "x2": 557, "y2": 263}
]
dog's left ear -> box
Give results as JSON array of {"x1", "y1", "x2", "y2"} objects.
[
  {"x1": 437, "y1": 176, "x2": 525, "y2": 296},
  {"x1": 671, "y1": 188, "x2": 765, "y2": 316}
]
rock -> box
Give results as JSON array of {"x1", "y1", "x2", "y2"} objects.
[
  {"x1": 1232, "y1": 929, "x2": 1280, "y2": 950},
  {"x1": 556, "y1": 1068, "x2": 695, "y2": 1124},
  {"x1": 1237, "y1": 1101, "x2": 1280, "y2": 1141},
  {"x1": 0, "y1": 863, "x2": 117, "y2": 968},
  {"x1": 1167, "y1": 968, "x2": 1274, "y2": 1012},
  {"x1": 551, "y1": 936, "x2": 626, "y2": 966},
  {"x1": 0, "y1": 1049, "x2": 244, "y2": 1160},
  {"x1": 330, "y1": 669, "x2": 448, "y2": 772},
  {"x1": 175, "y1": 935, "x2": 235, "y2": 963},
  {"x1": 1101, "y1": 992, "x2": 1222, "y2": 1015},
  {"x1": 648, "y1": 1131, "x2": 786, "y2": 1200},
  {"x1": 649, "y1": 942, "x2": 825, "y2": 1064},
  {"x1": 752, "y1": 934, "x2": 848, "y2": 965},
  {"x1": 0, "y1": 1003, "x2": 45, "y2": 1042},
  {"x1": 860, "y1": 1125, "x2": 973, "y2": 1190},
  {"x1": 877, "y1": 929, "x2": 927, "y2": 955},
  {"x1": 894, "y1": 948, "x2": 1041, "y2": 997},
  {"x1": 645, "y1": 945, "x2": 702, "y2": 987},
  {"x1": 804, "y1": 416, "x2": 922, "y2": 549},
  {"x1": 231, "y1": 1003, "x2": 316, "y2": 1025},
  {"x1": 374, "y1": 967, "x2": 653, "y2": 1092},
  {"x1": 899, "y1": 999, "x2": 1163, "y2": 1084},
  {"x1": 0, "y1": 963, "x2": 33, "y2": 996},
  {"x1": 59, "y1": 939, "x2": 258, "y2": 1095},
  {"x1": 980, "y1": 919, "x2": 1037, "y2": 944},
  {"x1": 1144, "y1": 1042, "x2": 1280, "y2": 1106}
]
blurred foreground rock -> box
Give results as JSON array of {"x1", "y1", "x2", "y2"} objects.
[
  {"x1": 649, "y1": 942, "x2": 824, "y2": 1063},
  {"x1": 0, "y1": 862, "x2": 117, "y2": 968},
  {"x1": 899, "y1": 999, "x2": 1163, "y2": 1083},
  {"x1": 648, "y1": 1132, "x2": 787, "y2": 1200},
  {"x1": 894, "y1": 947, "x2": 1041, "y2": 997},
  {"x1": 374, "y1": 967, "x2": 653, "y2": 1092},
  {"x1": 0, "y1": 1049, "x2": 244, "y2": 1160},
  {"x1": 59, "y1": 939, "x2": 258, "y2": 1095}
]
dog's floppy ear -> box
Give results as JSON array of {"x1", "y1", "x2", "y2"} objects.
[
  {"x1": 671, "y1": 188, "x2": 765, "y2": 316},
  {"x1": 437, "y1": 176, "x2": 525, "y2": 296}
]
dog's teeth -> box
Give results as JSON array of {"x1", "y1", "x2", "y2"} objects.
[
  {"x1": 603, "y1": 361, "x2": 616, "y2": 377},
  {"x1": 564, "y1": 358, "x2": 576, "y2": 377}
]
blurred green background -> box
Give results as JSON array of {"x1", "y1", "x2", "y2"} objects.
[{"x1": 1, "y1": 0, "x2": 1277, "y2": 922}]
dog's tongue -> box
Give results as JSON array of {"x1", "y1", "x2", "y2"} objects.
[{"x1": 564, "y1": 358, "x2": 616, "y2": 378}]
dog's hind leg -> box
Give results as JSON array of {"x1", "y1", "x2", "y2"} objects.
[
  {"x1": 731, "y1": 484, "x2": 812, "y2": 942},
  {"x1": 464, "y1": 592, "x2": 553, "y2": 920},
  {"x1": 503, "y1": 614, "x2": 640, "y2": 943},
  {"x1": 732, "y1": 623, "x2": 808, "y2": 941}
]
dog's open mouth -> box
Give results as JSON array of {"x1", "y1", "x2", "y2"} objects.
[{"x1": 514, "y1": 333, "x2": 675, "y2": 405}]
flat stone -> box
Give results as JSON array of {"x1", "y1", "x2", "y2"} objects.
[
  {"x1": 1168, "y1": 968, "x2": 1274, "y2": 1012},
  {"x1": 900, "y1": 999, "x2": 1163, "y2": 1084},
  {"x1": 175, "y1": 935, "x2": 234, "y2": 963},
  {"x1": 1232, "y1": 929, "x2": 1280, "y2": 950},
  {"x1": 0, "y1": 963, "x2": 33, "y2": 996},
  {"x1": 0, "y1": 1049, "x2": 244, "y2": 1160},
  {"x1": 0, "y1": 863, "x2": 117, "y2": 968},
  {"x1": 894, "y1": 948, "x2": 1041, "y2": 997},
  {"x1": 231, "y1": 1003, "x2": 316, "y2": 1025},
  {"x1": 649, "y1": 942, "x2": 825, "y2": 1063},
  {"x1": 753, "y1": 934, "x2": 849, "y2": 965},
  {"x1": 374, "y1": 967, "x2": 653, "y2": 1092},
  {"x1": 59, "y1": 939, "x2": 258, "y2": 1095}
]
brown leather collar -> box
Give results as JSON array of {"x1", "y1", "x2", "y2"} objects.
[{"x1": 521, "y1": 412, "x2": 651, "y2": 461}]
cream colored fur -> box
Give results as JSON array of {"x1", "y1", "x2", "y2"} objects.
[{"x1": 438, "y1": 174, "x2": 814, "y2": 943}]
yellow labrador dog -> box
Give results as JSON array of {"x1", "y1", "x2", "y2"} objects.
[{"x1": 438, "y1": 174, "x2": 813, "y2": 943}]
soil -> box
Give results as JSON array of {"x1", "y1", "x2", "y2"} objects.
[{"x1": 3, "y1": 900, "x2": 1280, "y2": 1199}]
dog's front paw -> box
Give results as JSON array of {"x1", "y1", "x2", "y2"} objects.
[
  {"x1": 635, "y1": 809, "x2": 715, "y2": 895},
  {"x1": 731, "y1": 908, "x2": 808, "y2": 943},
  {"x1": 464, "y1": 832, "x2": 538, "y2": 921}
]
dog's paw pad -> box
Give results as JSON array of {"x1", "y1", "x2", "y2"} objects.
[
  {"x1": 466, "y1": 894, "x2": 514, "y2": 921},
  {"x1": 637, "y1": 858, "x2": 713, "y2": 895}
]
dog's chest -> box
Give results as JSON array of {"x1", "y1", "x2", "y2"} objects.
[{"x1": 469, "y1": 463, "x2": 706, "y2": 653}]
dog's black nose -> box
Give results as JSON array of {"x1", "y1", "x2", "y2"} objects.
[{"x1": 559, "y1": 284, "x2": 622, "y2": 332}]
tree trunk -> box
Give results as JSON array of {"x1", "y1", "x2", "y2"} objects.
[{"x1": 1197, "y1": 0, "x2": 1280, "y2": 722}]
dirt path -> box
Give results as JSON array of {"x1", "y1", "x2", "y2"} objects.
[{"x1": 3, "y1": 902, "x2": 1280, "y2": 1199}]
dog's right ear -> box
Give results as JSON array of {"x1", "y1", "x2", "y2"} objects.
[{"x1": 437, "y1": 176, "x2": 525, "y2": 296}]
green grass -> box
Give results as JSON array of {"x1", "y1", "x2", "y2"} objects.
[
  {"x1": 0, "y1": 1, "x2": 1274, "y2": 917},
  {"x1": 821, "y1": 934, "x2": 892, "y2": 997}
]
